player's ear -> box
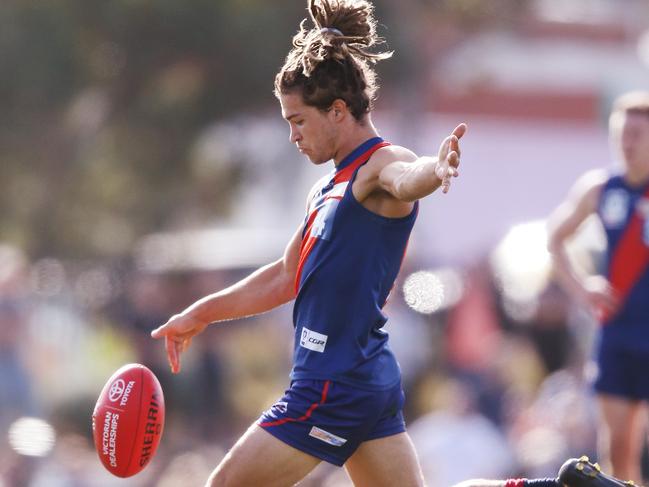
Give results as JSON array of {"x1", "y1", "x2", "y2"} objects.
[{"x1": 329, "y1": 99, "x2": 348, "y2": 121}]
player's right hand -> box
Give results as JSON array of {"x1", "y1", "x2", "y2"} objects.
[
  {"x1": 581, "y1": 275, "x2": 619, "y2": 321},
  {"x1": 151, "y1": 314, "x2": 209, "y2": 374}
]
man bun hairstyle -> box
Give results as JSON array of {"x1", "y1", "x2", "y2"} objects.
[{"x1": 275, "y1": 0, "x2": 392, "y2": 121}]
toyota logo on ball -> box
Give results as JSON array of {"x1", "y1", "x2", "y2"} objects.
[{"x1": 108, "y1": 379, "x2": 126, "y2": 402}]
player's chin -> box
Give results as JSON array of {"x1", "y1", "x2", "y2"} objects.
[{"x1": 306, "y1": 154, "x2": 329, "y2": 165}]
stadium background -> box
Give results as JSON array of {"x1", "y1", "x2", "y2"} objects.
[{"x1": 2, "y1": 0, "x2": 649, "y2": 485}]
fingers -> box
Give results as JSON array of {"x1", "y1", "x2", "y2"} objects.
[
  {"x1": 165, "y1": 336, "x2": 181, "y2": 374},
  {"x1": 438, "y1": 135, "x2": 453, "y2": 161},
  {"x1": 438, "y1": 151, "x2": 459, "y2": 194},
  {"x1": 447, "y1": 151, "x2": 459, "y2": 171},
  {"x1": 452, "y1": 123, "x2": 467, "y2": 140},
  {"x1": 150, "y1": 322, "x2": 168, "y2": 339},
  {"x1": 450, "y1": 123, "x2": 466, "y2": 158}
]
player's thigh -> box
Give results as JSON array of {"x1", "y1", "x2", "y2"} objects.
[
  {"x1": 344, "y1": 432, "x2": 425, "y2": 487},
  {"x1": 207, "y1": 423, "x2": 321, "y2": 487}
]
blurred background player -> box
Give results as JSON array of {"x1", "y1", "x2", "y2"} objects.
[
  {"x1": 151, "y1": 0, "x2": 465, "y2": 485},
  {"x1": 546, "y1": 91, "x2": 649, "y2": 483},
  {"x1": 453, "y1": 456, "x2": 637, "y2": 487},
  {"x1": 455, "y1": 456, "x2": 634, "y2": 487}
]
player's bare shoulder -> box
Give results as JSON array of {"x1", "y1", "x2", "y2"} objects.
[
  {"x1": 570, "y1": 168, "x2": 608, "y2": 210},
  {"x1": 354, "y1": 144, "x2": 417, "y2": 198},
  {"x1": 369, "y1": 144, "x2": 418, "y2": 172},
  {"x1": 352, "y1": 144, "x2": 418, "y2": 216},
  {"x1": 548, "y1": 168, "x2": 609, "y2": 239}
]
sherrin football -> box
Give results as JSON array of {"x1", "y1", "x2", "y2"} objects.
[{"x1": 92, "y1": 363, "x2": 165, "y2": 477}]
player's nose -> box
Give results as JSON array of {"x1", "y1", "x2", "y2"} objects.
[{"x1": 290, "y1": 126, "x2": 301, "y2": 143}]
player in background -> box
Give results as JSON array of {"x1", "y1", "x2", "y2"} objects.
[
  {"x1": 152, "y1": 0, "x2": 464, "y2": 485},
  {"x1": 546, "y1": 91, "x2": 649, "y2": 484},
  {"x1": 453, "y1": 456, "x2": 637, "y2": 487}
]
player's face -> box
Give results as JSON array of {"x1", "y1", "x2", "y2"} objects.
[
  {"x1": 280, "y1": 92, "x2": 338, "y2": 165},
  {"x1": 610, "y1": 111, "x2": 649, "y2": 181}
]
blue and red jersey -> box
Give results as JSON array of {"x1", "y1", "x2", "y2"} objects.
[
  {"x1": 598, "y1": 173, "x2": 649, "y2": 350},
  {"x1": 290, "y1": 137, "x2": 418, "y2": 390}
]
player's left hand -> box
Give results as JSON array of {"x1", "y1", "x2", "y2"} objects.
[{"x1": 435, "y1": 123, "x2": 467, "y2": 193}]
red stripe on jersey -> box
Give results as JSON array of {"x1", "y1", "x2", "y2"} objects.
[
  {"x1": 295, "y1": 235, "x2": 318, "y2": 294},
  {"x1": 294, "y1": 140, "x2": 391, "y2": 293},
  {"x1": 605, "y1": 193, "x2": 649, "y2": 321},
  {"x1": 259, "y1": 380, "x2": 331, "y2": 428},
  {"x1": 333, "y1": 141, "x2": 391, "y2": 185}
]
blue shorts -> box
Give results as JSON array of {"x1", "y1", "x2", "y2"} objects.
[
  {"x1": 258, "y1": 379, "x2": 406, "y2": 466},
  {"x1": 594, "y1": 340, "x2": 649, "y2": 400}
]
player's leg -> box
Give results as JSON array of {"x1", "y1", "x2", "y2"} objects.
[
  {"x1": 451, "y1": 456, "x2": 637, "y2": 487},
  {"x1": 597, "y1": 394, "x2": 645, "y2": 482},
  {"x1": 452, "y1": 481, "x2": 507, "y2": 487},
  {"x1": 343, "y1": 432, "x2": 425, "y2": 487},
  {"x1": 206, "y1": 423, "x2": 321, "y2": 487}
]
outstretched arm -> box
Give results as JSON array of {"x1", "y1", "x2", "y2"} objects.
[
  {"x1": 151, "y1": 223, "x2": 303, "y2": 373},
  {"x1": 546, "y1": 169, "x2": 618, "y2": 317},
  {"x1": 378, "y1": 123, "x2": 466, "y2": 201}
]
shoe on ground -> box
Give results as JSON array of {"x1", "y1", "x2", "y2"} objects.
[{"x1": 558, "y1": 456, "x2": 637, "y2": 487}]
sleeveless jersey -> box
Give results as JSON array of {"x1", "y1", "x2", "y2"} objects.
[
  {"x1": 597, "y1": 173, "x2": 649, "y2": 350},
  {"x1": 291, "y1": 137, "x2": 418, "y2": 390}
]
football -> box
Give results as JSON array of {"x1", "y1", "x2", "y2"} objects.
[{"x1": 92, "y1": 363, "x2": 165, "y2": 477}]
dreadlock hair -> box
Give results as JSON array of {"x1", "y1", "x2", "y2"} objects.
[{"x1": 275, "y1": 0, "x2": 392, "y2": 121}]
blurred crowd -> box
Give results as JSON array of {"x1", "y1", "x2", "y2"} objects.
[
  {"x1": 3, "y1": 0, "x2": 649, "y2": 485},
  {"x1": 0, "y1": 230, "x2": 620, "y2": 487}
]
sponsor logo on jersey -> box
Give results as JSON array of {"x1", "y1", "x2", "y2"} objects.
[
  {"x1": 308, "y1": 426, "x2": 347, "y2": 447},
  {"x1": 300, "y1": 327, "x2": 328, "y2": 353},
  {"x1": 601, "y1": 189, "x2": 628, "y2": 228}
]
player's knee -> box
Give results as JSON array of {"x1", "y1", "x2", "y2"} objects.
[{"x1": 205, "y1": 463, "x2": 235, "y2": 487}]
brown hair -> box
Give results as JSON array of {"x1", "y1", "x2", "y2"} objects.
[
  {"x1": 612, "y1": 91, "x2": 649, "y2": 117},
  {"x1": 274, "y1": 0, "x2": 392, "y2": 121}
]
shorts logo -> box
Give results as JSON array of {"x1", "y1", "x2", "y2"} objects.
[
  {"x1": 309, "y1": 426, "x2": 347, "y2": 447},
  {"x1": 300, "y1": 327, "x2": 328, "y2": 353},
  {"x1": 273, "y1": 401, "x2": 288, "y2": 414}
]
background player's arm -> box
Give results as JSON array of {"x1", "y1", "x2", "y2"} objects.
[
  {"x1": 376, "y1": 123, "x2": 466, "y2": 201},
  {"x1": 546, "y1": 170, "x2": 618, "y2": 314},
  {"x1": 151, "y1": 223, "x2": 303, "y2": 373}
]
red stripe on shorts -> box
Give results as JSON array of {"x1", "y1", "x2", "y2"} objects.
[{"x1": 259, "y1": 380, "x2": 331, "y2": 428}]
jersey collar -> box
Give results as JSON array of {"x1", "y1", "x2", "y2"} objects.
[{"x1": 335, "y1": 137, "x2": 384, "y2": 173}]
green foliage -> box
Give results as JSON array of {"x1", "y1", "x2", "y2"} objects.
[
  {"x1": 0, "y1": 0, "x2": 528, "y2": 259},
  {"x1": 0, "y1": 0, "x2": 302, "y2": 258}
]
